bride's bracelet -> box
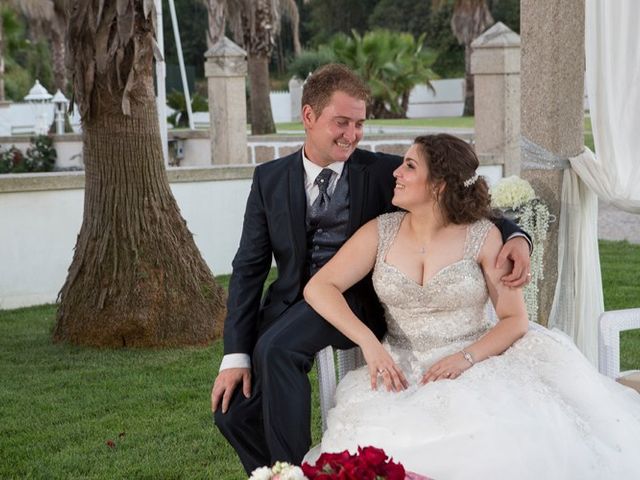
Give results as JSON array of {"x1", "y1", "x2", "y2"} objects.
[{"x1": 461, "y1": 349, "x2": 475, "y2": 366}]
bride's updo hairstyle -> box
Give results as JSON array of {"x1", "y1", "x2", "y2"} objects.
[{"x1": 413, "y1": 134, "x2": 491, "y2": 224}]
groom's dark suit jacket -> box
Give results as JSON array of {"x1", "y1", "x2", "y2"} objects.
[
  {"x1": 223, "y1": 148, "x2": 400, "y2": 356},
  {"x1": 222, "y1": 148, "x2": 526, "y2": 357}
]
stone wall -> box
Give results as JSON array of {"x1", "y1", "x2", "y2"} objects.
[{"x1": 0, "y1": 167, "x2": 253, "y2": 309}]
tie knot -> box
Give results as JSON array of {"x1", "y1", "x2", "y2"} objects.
[{"x1": 314, "y1": 169, "x2": 333, "y2": 194}]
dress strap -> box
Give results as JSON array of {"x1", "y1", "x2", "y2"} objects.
[
  {"x1": 376, "y1": 211, "x2": 406, "y2": 264},
  {"x1": 463, "y1": 218, "x2": 494, "y2": 261}
]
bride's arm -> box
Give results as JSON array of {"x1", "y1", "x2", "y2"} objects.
[
  {"x1": 304, "y1": 219, "x2": 408, "y2": 392},
  {"x1": 422, "y1": 225, "x2": 528, "y2": 383}
]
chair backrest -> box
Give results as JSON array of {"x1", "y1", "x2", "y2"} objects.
[{"x1": 598, "y1": 308, "x2": 640, "y2": 378}]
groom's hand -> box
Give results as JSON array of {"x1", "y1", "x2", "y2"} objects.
[
  {"x1": 497, "y1": 236, "x2": 531, "y2": 288},
  {"x1": 211, "y1": 368, "x2": 251, "y2": 414}
]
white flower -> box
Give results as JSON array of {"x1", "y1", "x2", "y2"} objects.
[
  {"x1": 271, "y1": 462, "x2": 307, "y2": 480},
  {"x1": 490, "y1": 175, "x2": 536, "y2": 209},
  {"x1": 249, "y1": 466, "x2": 273, "y2": 480},
  {"x1": 278, "y1": 465, "x2": 306, "y2": 480}
]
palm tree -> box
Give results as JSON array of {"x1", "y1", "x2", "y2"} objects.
[
  {"x1": 202, "y1": 0, "x2": 227, "y2": 49},
  {"x1": 201, "y1": 0, "x2": 305, "y2": 135},
  {"x1": 53, "y1": 0, "x2": 226, "y2": 347},
  {"x1": 437, "y1": 0, "x2": 494, "y2": 116},
  {"x1": 330, "y1": 29, "x2": 436, "y2": 118},
  {"x1": 47, "y1": 0, "x2": 69, "y2": 92}
]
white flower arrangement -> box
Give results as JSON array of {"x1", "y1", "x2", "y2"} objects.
[
  {"x1": 490, "y1": 176, "x2": 551, "y2": 322},
  {"x1": 490, "y1": 175, "x2": 536, "y2": 210},
  {"x1": 249, "y1": 462, "x2": 307, "y2": 480}
]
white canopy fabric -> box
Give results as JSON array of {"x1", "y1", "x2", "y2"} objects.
[
  {"x1": 575, "y1": 0, "x2": 640, "y2": 212},
  {"x1": 549, "y1": 0, "x2": 640, "y2": 364}
]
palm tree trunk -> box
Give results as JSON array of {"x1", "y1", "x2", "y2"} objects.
[
  {"x1": 463, "y1": 43, "x2": 474, "y2": 116},
  {"x1": 248, "y1": 54, "x2": 276, "y2": 134},
  {"x1": 448, "y1": 0, "x2": 494, "y2": 117},
  {"x1": 0, "y1": 12, "x2": 5, "y2": 102},
  {"x1": 50, "y1": 15, "x2": 67, "y2": 91},
  {"x1": 205, "y1": 0, "x2": 226, "y2": 49},
  {"x1": 55, "y1": 0, "x2": 225, "y2": 347}
]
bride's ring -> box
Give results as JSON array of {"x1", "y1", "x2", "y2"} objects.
[
  {"x1": 377, "y1": 368, "x2": 388, "y2": 375},
  {"x1": 526, "y1": 273, "x2": 532, "y2": 278}
]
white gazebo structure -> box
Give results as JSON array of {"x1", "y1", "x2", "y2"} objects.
[{"x1": 24, "y1": 80, "x2": 52, "y2": 135}]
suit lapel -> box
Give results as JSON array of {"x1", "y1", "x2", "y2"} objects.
[
  {"x1": 288, "y1": 151, "x2": 307, "y2": 263},
  {"x1": 347, "y1": 156, "x2": 368, "y2": 235}
]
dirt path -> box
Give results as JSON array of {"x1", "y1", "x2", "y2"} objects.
[{"x1": 598, "y1": 200, "x2": 640, "y2": 244}]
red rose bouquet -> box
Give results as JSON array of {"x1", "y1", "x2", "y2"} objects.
[{"x1": 301, "y1": 446, "x2": 431, "y2": 480}]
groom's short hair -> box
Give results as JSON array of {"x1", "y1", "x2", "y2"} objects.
[{"x1": 302, "y1": 63, "x2": 370, "y2": 116}]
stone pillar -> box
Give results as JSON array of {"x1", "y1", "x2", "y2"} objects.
[
  {"x1": 521, "y1": 0, "x2": 585, "y2": 325},
  {"x1": 289, "y1": 77, "x2": 304, "y2": 122},
  {"x1": 205, "y1": 37, "x2": 248, "y2": 165},
  {"x1": 471, "y1": 22, "x2": 521, "y2": 176}
]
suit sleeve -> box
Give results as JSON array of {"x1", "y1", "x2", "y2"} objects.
[
  {"x1": 223, "y1": 167, "x2": 274, "y2": 355},
  {"x1": 491, "y1": 215, "x2": 533, "y2": 250}
]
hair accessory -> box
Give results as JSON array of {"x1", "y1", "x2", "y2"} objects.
[{"x1": 463, "y1": 172, "x2": 479, "y2": 188}]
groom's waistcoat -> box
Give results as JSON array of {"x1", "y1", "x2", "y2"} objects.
[{"x1": 305, "y1": 165, "x2": 350, "y2": 277}]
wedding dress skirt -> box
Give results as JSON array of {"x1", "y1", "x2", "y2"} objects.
[{"x1": 319, "y1": 213, "x2": 640, "y2": 479}]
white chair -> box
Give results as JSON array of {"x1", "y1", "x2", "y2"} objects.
[
  {"x1": 315, "y1": 345, "x2": 364, "y2": 431},
  {"x1": 598, "y1": 308, "x2": 640, "y2": 392}
]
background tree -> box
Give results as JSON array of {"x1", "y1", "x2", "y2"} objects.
[
  {"x1": 0, "y1": 0, "x2": 53, "y2": 100},
  {"x1": 0, "y1": 0, "x2": 69, "y2": 98},
  {"x1": 25, "y1": 0, "x2": 69, "y2": 92},
  {"x1": 229, "y1": 0, "x2": 278, "y2": 134},
  {"x1": 436, "y1": 0, "x2": 494, "y2": 115},
  {"x1": 330, "y1": 29, "x2": 436, "y2": 118},
  {"x1": 202, "y1": 0, "x2": 226, "y2": 49},
  {"x1": 304, "y1": 0, "x2": 378, "y2": 46},
  {"x1": 201, "y1": 0, "x2": 305, "y2": 134},
  {"x1": 54, "y1": 0, "x2": 225, "y2": 347},
  {"x1": 367, "y1": 0, "x2": 432, "y2": 40},
  {"x1": 161, "y1": 0, "x2": 208, "y2": 85},
  {"x1": 1, "y1": 8, "x2": 56, "y2": 100}
]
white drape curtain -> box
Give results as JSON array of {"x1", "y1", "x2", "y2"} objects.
[
  {"x1": 549, "y1": 0, "x2": 640, "y2": 364},
  {"x1": 577, "y1": 0, "x2": 640, "y2": 212}
]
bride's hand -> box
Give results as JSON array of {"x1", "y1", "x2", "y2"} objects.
[
  {"x1": 362, "y1": 341, "x2": 409, "y2": 392},
  {"x1": 421, "y1": 352, "x2": 471, "y2": 384}
]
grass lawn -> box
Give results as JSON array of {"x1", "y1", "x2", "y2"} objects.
[
  {"x1": 276, "y1": 116, "x2": 476, "y2": 132},
  {"x1": 2, "y1": 240, "x2": 638, "y2": 479},
  {"x1": 277, "y1": 115, "x2": 596, "y2": 151}
]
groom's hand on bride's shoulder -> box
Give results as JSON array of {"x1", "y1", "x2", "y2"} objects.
[
  {"x1": 211, "y1": 368, "x2": 251, "y2": 414},
  {"x1": 497, "y1": 236, "x2": 531, "y2": 288}
]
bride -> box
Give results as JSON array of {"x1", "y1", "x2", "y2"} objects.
[{"x1": 303, "y1": 134, "x2": 640, "y2": 479}]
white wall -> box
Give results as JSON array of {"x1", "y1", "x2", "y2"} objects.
[
  {"x1": 269, "y1": 91, "x2": 292, "y2": 123},
  {"x1": 406, "y1": 80, "x2": 465, "y2": 118},
  {"x1": 0, "y1": 174, "x2": 252, "y2": 309},
  {"x1": 0, "y1": 188, "x2": 84, "y2": 308},
  {"x1": 171, "y1": 179, "x2": 251, "y2": 275}
]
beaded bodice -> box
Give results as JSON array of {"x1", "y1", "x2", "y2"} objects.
[{"x1": 373, "y1": 212, "x2": 494, "y2": 353}]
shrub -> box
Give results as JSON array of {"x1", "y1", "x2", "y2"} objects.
[{"x1": 0, "y1": 135, "x2": 57, "y2": 174}]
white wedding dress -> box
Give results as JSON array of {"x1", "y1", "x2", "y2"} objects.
[{"x1": 319, "y1": 212, "x2": 640, "y2": 479}]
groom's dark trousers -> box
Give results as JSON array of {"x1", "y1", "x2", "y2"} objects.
[
  {"x1": 213, "y1": 148, "x2": 527, "y2": 474},
  {"x1": 214, "y1": 149, "x2": 398, "y2": 473}
]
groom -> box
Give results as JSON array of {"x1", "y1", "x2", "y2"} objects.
[{"x1": 212, "y1": 63, "x2": 532, "y2": 474}]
